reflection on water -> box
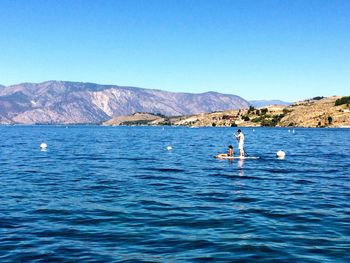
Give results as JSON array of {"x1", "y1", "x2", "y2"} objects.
[{"x1": 237, "y1": 158, "x2": 245, "y2": 171}]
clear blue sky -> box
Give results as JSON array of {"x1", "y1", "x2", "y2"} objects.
[{"x1": 0, "y1": 0, "x2": 349, "y2": 101}]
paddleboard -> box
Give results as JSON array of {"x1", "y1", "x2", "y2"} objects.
[{"x1": 215, "y1": 154, "x2": 260, "y2": 160}]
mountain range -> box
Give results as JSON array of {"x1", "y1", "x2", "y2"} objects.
[
  {"x1": 103, "y1": 96, "x2": 350, "y2": 128},
  {"x1": 249, "y1": 100, "x2": 291, "y2": 108},
  {"x1": 0, "y1": 81, "x2": 250, "y2": 124}
]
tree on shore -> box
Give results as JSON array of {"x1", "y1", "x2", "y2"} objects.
[{"x1": 328, "y1": 116, "x2": 333, "y2": 125}]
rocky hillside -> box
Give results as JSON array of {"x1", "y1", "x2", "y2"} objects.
[
  {"x1": 103, "y1": 96, "x2": 350, "y2": 128},
  {"x1": 279, "y1": 96, "x2": 350, "y2": 127},
  {"x1": 102, "y1": 113, "x2": 165, "y2": 126},
  {"x1": 172, "y1": 96, "x2": 350, "y2": 128},
  {"x1": 0, "y1": 81, "x2": 249, "y2": 124}
]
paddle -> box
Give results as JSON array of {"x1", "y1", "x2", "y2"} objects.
[{"x1": 243, "y1": 148, "x2": 249, "y2": 157}]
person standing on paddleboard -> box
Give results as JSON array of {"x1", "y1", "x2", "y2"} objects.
[{"x1": 235, "y1": 129, "x2": 245, "y2": 158}]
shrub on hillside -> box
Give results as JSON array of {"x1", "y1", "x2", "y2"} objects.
[
  {"x1": 328, "y1": 116, "x2": 333, "y2": 125},
  {"x1": 247, "y1": 106, "x2": 255, "y2": 114},
  {"x1": 261, "y1": 119, "x2": 274, "y2": 127},
  {"x1": 242, "y1": 115, "x2": 250, "y2": 121},
  {"x1": 261, "y1": 114, "x2": 285, "y2": 127},
  {"x1": 335, "y1": 96, "x2": 350, "y2": 106},
  {"x1": 251, "y1": 117, "x2": 262, "y2": 123},
  {"x1": 260, "y1": 108, "x2": 268, "y2": 115},
  {"x1": 283, "y1": 108, "x2": 292, "y2": 114}
]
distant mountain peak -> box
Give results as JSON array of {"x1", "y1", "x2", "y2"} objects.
[
  {"x1": 0, "y1": 81, "x2": 249, "y2": 124},
  {"x1": 249, "y1": 100, "x2": 291, "y2": 108}
]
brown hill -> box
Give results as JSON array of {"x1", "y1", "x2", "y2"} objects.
[
  {"x1": 134, "y1": 96, "x2": 350, "y2": 128},
  {"x1": 279, "y1": 96, "x2": 350, "y2": 127},
  {"x1": 191, "y1": 96, "x2": 350, "y2": 127},
  {"x1": 102, "y1": 113, "x2": 165, "y2": 126}
]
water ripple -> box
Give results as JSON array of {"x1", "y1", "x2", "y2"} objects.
[{"x1": 0, "y1": 126, "x2": 349, "y2": 262}]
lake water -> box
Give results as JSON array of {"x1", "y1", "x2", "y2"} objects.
[{"x1": 0, "y1": 126, "x2": 349, "y2": 262}]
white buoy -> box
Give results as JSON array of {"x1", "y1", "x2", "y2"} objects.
[
  {"x1": 276, "y1": 150, "x2": 285, "y2": 159},
  {"x1": 288, "y1": 129, "x2": 291, "y2": 133},
  {"x1": 40, "y1": 143, "x2": 48, "y2": 151},
  {"x1": 167, "y1": 145, "x2": 172, "y2": 151},
  {"x1": 292, "y1": 129, "x2": 295, "y2": 133}
]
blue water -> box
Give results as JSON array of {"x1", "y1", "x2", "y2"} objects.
[{"x1": 0, "y1": 126, "x2": 349, "y2": 262}]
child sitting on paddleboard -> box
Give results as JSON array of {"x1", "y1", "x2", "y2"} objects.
[
  {"x1": 215, "y1": 145, "x2": 234, "y2": 158},
  {"x1": 227, "y1": 145, "x2": 234, "y2": 156}
]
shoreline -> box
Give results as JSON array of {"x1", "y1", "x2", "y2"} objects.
[{"x1": 1, "y1": 123, "x2": 350, "y2": 129}]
